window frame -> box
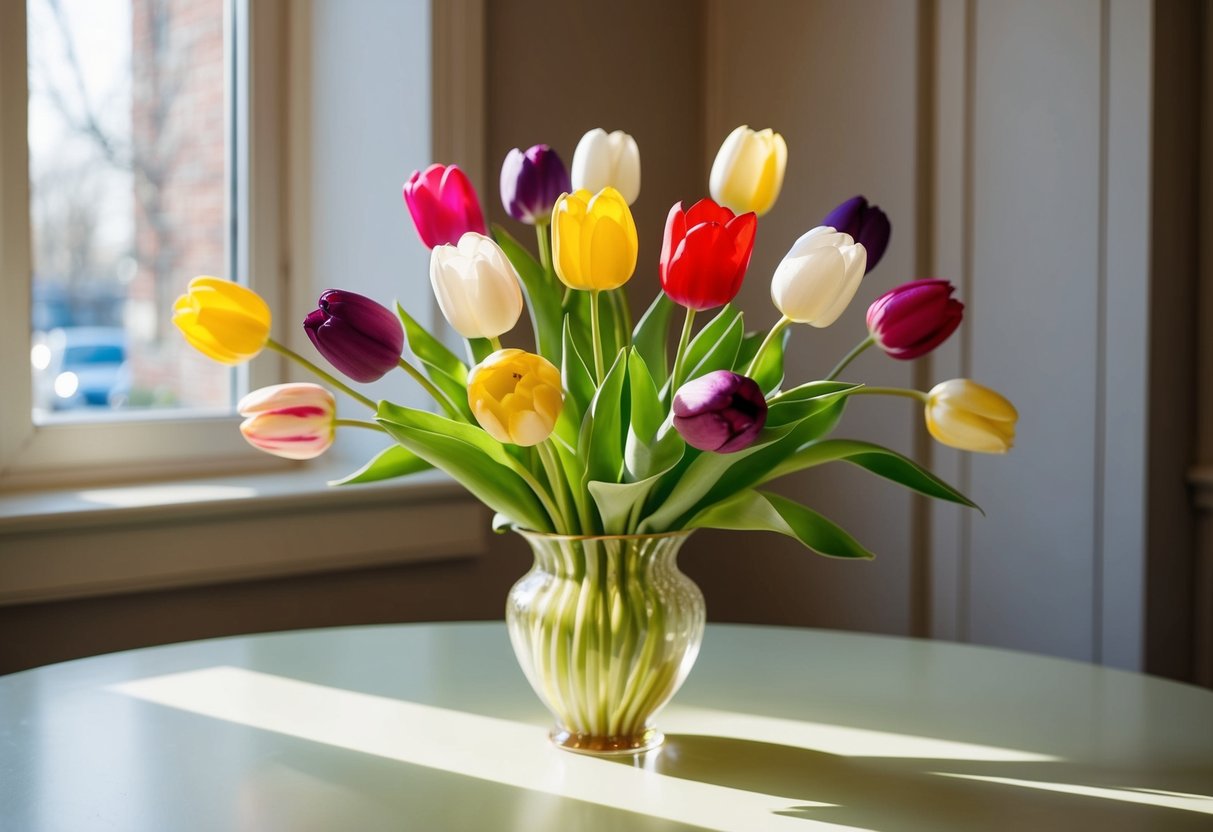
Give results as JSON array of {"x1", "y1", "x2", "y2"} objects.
[{"x1": 0, "y1": 0, "x2": 290, "y2": 491}]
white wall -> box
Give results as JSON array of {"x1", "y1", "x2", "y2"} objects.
[
  {"x1": 297, "y1": 0, "x2": 433, "y2": 464},
  {"x1": 705, "y1": 0, "x2": 1156, "y2": 668}
]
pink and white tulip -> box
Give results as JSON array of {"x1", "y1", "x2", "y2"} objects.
[{"x1": 238, "y1": 383, "x2": 336, "y2": 460}]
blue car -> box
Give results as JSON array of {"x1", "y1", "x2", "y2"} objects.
[{"x1": 33, "y1": 327, "x2": 131, "y2": 412}]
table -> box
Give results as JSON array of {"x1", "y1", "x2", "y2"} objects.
[{"x1": 2, "y1": 622, "x2": 1211, "y2": 831}]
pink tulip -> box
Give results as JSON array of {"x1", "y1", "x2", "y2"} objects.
[
  {"x1": 866, "y1": 279, "x2": 964, "y2": 360},
  {"x1": 238, "y1": 383, "x2": 336, "y2": 460},
  {"x1": 403, "y1": 163, "x2": 488, "y2": 248}
]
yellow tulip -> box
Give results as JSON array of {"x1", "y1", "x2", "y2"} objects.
[
  {"x1": 173, "y1": 276, "x2": 272, "y2": 365},
  {"x1": 925, "y1": 379, "x2": 1017, "y2": 454},
  {"x1": 468, "y1": 349, "x2": 564, "y2": 446},
  {"x1": 709, "y1": 125, "x2": 788, "y2": 217},
  {"x1": 551, "y1": 187, "x2": 638, "y2": 291}
]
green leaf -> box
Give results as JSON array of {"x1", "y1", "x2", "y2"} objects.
[
  {"x1": 376, "y1": 401, "x2": 552, "y2": 531},
  {"x1": 468, "y1": 337, "x2": 495, "y2": 365},
  {"x1": 679, "y1": 305, "x2": 741, "y2": 380},
  {"x1": 688, "y1": 489, "x2": 875, "y2": 559},
  {"x1": 632, "y1": 293, "x2": 676, "y2": 388},
  {"x1": 683, "y1": 313, "x2": 744, "y2": 383},
  {"x1": 563, "y1": 289, "x2": 625, "y2": 371},
  {"x1": 761, "y1": 439, "x2": 980, "y2": 510},
  {"x1": 641, "y1": 393, "x2": 851, "y2": 531},
  {"x1": 627, "y1": 349, "x2": 663, "y2": 447},
  {"x1": 395, "y1": 302, "x2": 474, "y2": 420},
  {"x1": 328, "y1": 444, "x2": 433, "y2": 485},
  {"x1": 736, "y1": 326, "x2": 791, "y2": 394},
  {"x1": 562, "y1": 316, "x2": 596, "y2": 422},
  {"x1": 395, "y1": 302, "x2": 468, "y2": 381},
  {"x1": 583, "y1": 349, "x2": 629, "y2": 485},
  {"x1": 493, "y1": 223, "x2": 563, "y2": 361},
  {"x1": 765, "y1": 381, "x2": 860, "y2": 427},
  {"x1": 589, "y1": 466, "x2": 673, "y2": 535}
]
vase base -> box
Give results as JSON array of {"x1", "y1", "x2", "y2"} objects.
[{"x1": 550, "y1": 727, "x2": 664, "y2": 756}]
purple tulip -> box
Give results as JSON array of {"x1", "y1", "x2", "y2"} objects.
[
  {"x1": 822, "y1": 195, "x2": 891, "y2": 273},
  {"x1": 673, "y1": 370, "x2": 768, "y2": 453},
  {"x1": 500, "y1": 144, "x2": 571, "y2": 224},
  {"x1": 866, "y1": 279, "x2": 964, "y2": 360},
  {"x1": 303, "y1": 290, "x2": 404, "y2": 382}
]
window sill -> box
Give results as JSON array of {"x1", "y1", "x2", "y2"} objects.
[{"x1": 0, "y1": 461, "x2": 488, "y2": 607}]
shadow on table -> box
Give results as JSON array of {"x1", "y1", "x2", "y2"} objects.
[{"x1": 611, "y1": 735, "x2": 1213, "y2": 832}]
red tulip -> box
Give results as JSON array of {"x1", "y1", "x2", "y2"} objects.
[
  {"x1": 659, "y1": 198, "x2": 757, "y2": 311},
  {"x1": 403, "y1": 163, "x2": 487, "y2": 249},
  {"x1": 866, "y1": 279, "x2": 964, "y2": 360}
]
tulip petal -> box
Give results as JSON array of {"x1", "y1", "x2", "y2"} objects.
[
  {"x1": 809, "y1": 244, "x2": 868, "y2": 328},
  {"x1": 771, "y1": 247, "x2": 845, "y2": 323},
  {"x1": 709, "y1": 125, "x2": 750, "y2": 209},
  {"x1": 927, "y1": 407, "x2": 1013, "y2": 453},
  {"x1": 572, "y1": 128, "x2": 613, "y2": 194},
  {"x1": 611, "y1": 131, "x2": 641, "y2": 204}
]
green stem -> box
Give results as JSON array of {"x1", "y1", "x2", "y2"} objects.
[
  {"x1": 536, "y1": 441, "x2": 573, "y2": 534},
  {"x1": 513, "y1": 462, "x2": 564, "y2": 534},
  {"x1": 396, "y1": 358, "x2": 462, "y2": 420},
  {"x1": 266, "y1": 339, "x2": 376, "y2": 410},
  {"x1": 846, "y1": 386, "x2": 930, "y2": 402},
  {"x1": 669, "y1": 307, "x2": 697, "y2": 391},
  {"x1": 745, "y1": 315, "x2": 792, "y2": 377},
  {"x1": 333, "y1": 418, "x2": 385, "y2": 432},
  {"x1": 826, "y1": 335, "x2": 875, "y2": 381},
  {"x1": 610, "y1": 290, "x2": 631, "y2": 349},
  {"x1": 489, "y1": 336, "x2": 503, "y2": 352},
  {"x1": 590, "y1": 290, "x2": 605, "y2": 383},
  {"x1": 535, "y1": 222, "x2": 553, "y2": 274}
]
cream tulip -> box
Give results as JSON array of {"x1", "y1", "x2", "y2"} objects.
[
  {"x1": 770, "y1": 226, "x2": 867, "y2": 327},
  {"x1": 709, "y1": 125, "x2": 788, "y2": 216},
  {"x1": 570, "y1": 128, "x2": 641, "y2": 206},
  {"x1": 925, "y1": 379, "x2": 1017, "y2": 454},
  {"x1": 429, "y1": 232, "x2": 525, "y2": 340}
]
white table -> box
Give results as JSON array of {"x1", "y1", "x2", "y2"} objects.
[{"x1": 2, "y1": 622, "x2": 1211, "y2": 831}]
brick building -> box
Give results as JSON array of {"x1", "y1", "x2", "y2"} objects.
[{"x1": 128, "y1": 0, "x2": 229, "y2": 409}]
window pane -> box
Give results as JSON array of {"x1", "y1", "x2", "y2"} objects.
[{"x1": 27, "y1": 0, "x2": 233, "y2": 418}]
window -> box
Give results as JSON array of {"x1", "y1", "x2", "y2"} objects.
[
  {"x1": 27, "y1": 0, "x2": 233, "y2": 418},
  {"x1": 0, "y1": 0, "x2": 286, "y2": 489}
]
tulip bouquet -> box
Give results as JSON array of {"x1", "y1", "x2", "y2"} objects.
[
  {"x1": 174, "y1": 125, "x2": 1013, "y2": 546},
  {"x1": 173, "y1": 124, "x2": 1015, "y2": 753}
]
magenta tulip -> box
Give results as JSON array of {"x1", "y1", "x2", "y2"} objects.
[
  {"x1": 403, "y1": 163, "x2": 488, "y2": 248},
  {"x1": 866, "y1": 279, "x2": 964, "y2": 360},
  {"x1": 673, "y1": 370, "x2": 768, "y2": 453}
]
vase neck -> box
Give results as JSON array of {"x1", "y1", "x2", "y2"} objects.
[{"x1": 520, "y1": 533, "x2": 691, "y2": 579}]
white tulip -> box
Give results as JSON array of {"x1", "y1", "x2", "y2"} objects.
[
  {"x1": 429, "y1": 232, "x2": 524, "y2": 340},
  {"x1": 570, "y1": 128, "x2": 641, "y2": 205},
  {"x1": 770, "y1": 226, "x2": 867, "y2": 327}
]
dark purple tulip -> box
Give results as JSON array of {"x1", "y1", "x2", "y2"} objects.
[
  {"x1": 823, "y1": 195, "x2": 891, "y2": 273},
  {"x1": 866, "y1": 279, "x2": 964, "y2": 360},
  {"x1": 303, "y1": 290, "x2": 404, "y2": 382},
  {"x1": 673, "y1": 370, "x2": 768, "y2": 453},
  {"x1": 500, "y1": 144, "x2": 572, "y2": 224}
]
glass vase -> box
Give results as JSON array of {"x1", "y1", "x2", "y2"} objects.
[{"x1": 506, "y1": 530, "x2": 706, "y2": 755}]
